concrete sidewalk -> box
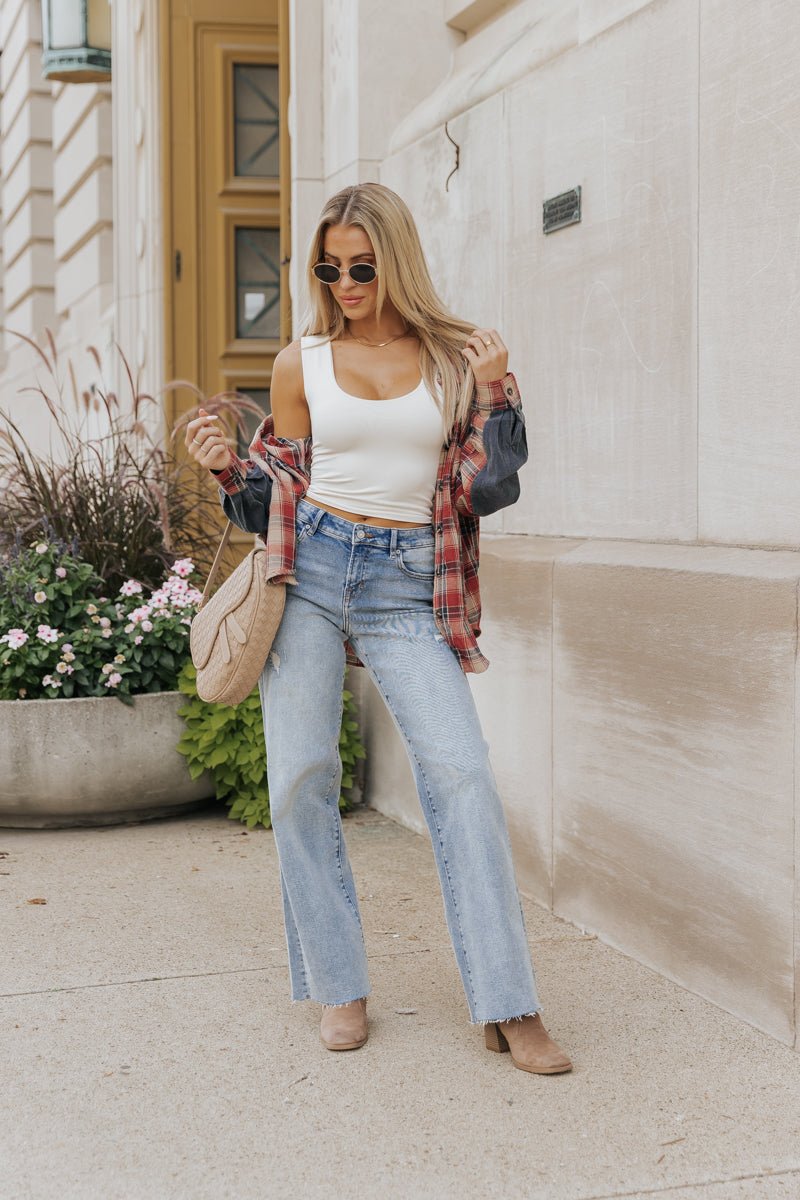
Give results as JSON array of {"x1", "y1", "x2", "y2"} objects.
[{"x1": 1, "y1": 803, "x2": 799, "y2": 1200}]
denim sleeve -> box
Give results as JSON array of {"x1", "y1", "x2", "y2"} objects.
[
  {"x1": 469, "y1": 404, "x2": 528, "y2": 517},
  {"x1": 211, "y1": 463, "x2": 273, "y2": 534}
]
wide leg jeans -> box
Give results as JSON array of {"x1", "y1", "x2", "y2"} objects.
[{"x1": 257, "y1": 497, "x2": 543, "y2": 1024}]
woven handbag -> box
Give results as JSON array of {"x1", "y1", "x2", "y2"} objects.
[{"x1": 189, "y1": 521, "x2": 286, "y2": 705}]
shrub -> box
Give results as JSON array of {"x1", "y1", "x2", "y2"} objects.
[
  {"x1": 0, "y1": 333, "x2": 264, "y2": 591},
  {"x1": 0, "y1": 531, "x2": 204, "y2": 705}
]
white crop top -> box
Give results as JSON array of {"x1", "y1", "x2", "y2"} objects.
[{"x1": 300, "y1": 333, "x2": 446, "y2": 523}]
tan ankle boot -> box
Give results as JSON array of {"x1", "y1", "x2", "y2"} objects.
[
  {"x1": 320, "y1": 997, "x2": 368, "y2": 1050},
  {"x1": 484, "y1": 1012, "x2": 572, "y2": 1074}
]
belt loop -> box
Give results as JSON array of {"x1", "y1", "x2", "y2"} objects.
[{"x1": 390, "y1": 528, "x2": 399, "y2": 553}]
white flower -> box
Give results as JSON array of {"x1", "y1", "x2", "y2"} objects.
[
  {"x1": 101, "y1": 663, "x2": 114, "y2": 674},
  {"x1": 85, "y1": 604, "x2": 98, "y2": 615},
  {"x1": 141, "y1": 619, "x2": 153, "y2": 632},
  {"x1": 113, "y1": 653, "x2": 125, "y2": 664},
  {"x1": 104, "y1": 672, "x2": 122, "y2": 688},
  {"x1": 55, "y1": 566, "x2": 67, "y2": 579},
  {"x1": 90, "y1": 615, "x2": 101, "y2": 624},
  {"x1": 180, "y1": 617, "x2": 192, "y2": 626},
  {"x1": 120, "y1": 579, "x2": 143, "y2": 596},
  {"x1": 124, "y1": 623, "x2": 135, "y2": 634},
  {"x1": 34, "y1": 591, "x2": 47, "y2": 604},
  {"x1": 55, "y1": 661, "x2": 74, "y2": 675},
  {"x1": 36, "y1": 624, "x2": 60, "y2": 644},
  {"x1": 61, "y1": 651, "x2": 76, "y2": 663},
  {"x1": 42, "y1": 674, "x2": 61, "y2": 688},
  {"x1": 35, "y1": 542, "x2": 48, "y2": 554},
  {"x1": 171, "y1": 558, "x2": 194, "y2": 578},
  {"x1": 129, "y1": 604, "x2": 152, "y2": 624},
  {"x1": 101, "y1": 628, "x2": 113, "y2": 638},
  {"x1": 1, "y1": 629, "x2": 29, "y2": 650},
  {"x1": 99, "y1": 617, "x2": 111, "y2": 628}
]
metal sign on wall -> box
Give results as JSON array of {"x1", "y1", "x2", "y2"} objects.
[{"x1": 543, "y1": 186, "x2": 581, "y2": 234}]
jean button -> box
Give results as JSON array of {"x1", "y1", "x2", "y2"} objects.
[{"x1": 356, "y1": 528, "x2": 365, "y2": 540}]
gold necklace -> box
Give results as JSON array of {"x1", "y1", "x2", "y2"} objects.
[{"x1": 344, "y1": 324, "x2": 413, "y2": 348}]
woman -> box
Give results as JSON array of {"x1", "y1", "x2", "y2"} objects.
[{"x1": 185, "y1": 182, "x2": 572, "y2": 1075}]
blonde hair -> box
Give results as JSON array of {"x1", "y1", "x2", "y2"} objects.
[{"x1": 298, "y1": 182, "x2": 479, "y2": 440}]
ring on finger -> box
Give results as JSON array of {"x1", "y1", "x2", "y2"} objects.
[{"x1": 193, "y1": 436, "x2": 204, "y2": 445}]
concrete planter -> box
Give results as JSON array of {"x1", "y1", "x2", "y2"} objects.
[{"x1": 0, "y1": 691, "x2": 215, "y2": 828}]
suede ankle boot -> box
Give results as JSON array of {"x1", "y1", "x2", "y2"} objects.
[{"x1": 319, "y1": 997, "x2": 368, "y2": 1050}]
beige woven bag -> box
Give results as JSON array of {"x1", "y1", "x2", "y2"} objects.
[{"x1": 189, "y1": 521, "x2": 286, "y2": 705}]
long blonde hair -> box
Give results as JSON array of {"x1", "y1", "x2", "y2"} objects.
[{"x1": 298, "y1": 182, "x2": 479, "y2": 440}]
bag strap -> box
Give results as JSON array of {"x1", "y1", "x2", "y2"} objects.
[{"x1": 199, "y1": 521, "x2": 235, "y2": 610}]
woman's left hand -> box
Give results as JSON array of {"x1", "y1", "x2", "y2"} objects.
[{"x1": 461, "y1": 328, "x2": 509, "y2": 384}]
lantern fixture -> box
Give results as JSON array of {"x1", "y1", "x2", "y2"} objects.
[{"x1": 40, "y1": 0, "x2": 112, "y2": 83}]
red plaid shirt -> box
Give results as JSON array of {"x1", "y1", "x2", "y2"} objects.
[{"x1": 214, "y1": 373, "x2": 525, "y2": 674}]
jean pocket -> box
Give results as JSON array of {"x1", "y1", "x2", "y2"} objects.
[{"x1": 395, "y1": 542, "x2": 436, "y2": 580}]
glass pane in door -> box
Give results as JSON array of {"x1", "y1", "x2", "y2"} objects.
[
  {"x1": 234, "y1": 63, "x2": 279, "y2": 177},
  {"x1": 235, "y1": 227, "x2": 281, "y2": 339}
]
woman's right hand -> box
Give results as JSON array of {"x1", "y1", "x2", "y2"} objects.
[{"x1": 184, "y1": 407, "x2": 233, "y2": 473}]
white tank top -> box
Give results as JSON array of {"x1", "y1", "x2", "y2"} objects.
[{"x1": 300, "y1": 333, "x2": 446, "y2": 523}]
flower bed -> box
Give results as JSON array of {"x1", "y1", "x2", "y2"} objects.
[{"x1": 0, "y1": 535, "x2": 203, "y2": 704}]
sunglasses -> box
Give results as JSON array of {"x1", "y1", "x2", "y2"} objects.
[{"x1": 312, "y1": 261, "x2": 378, "y2": 285}]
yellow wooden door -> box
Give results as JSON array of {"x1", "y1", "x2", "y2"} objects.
[{"x1": 164, "y1": 0, "x2": 289, "y2": 550}]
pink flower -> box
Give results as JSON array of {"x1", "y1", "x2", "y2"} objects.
[
  {"x1": 55, "y1": 566, "x2": 67, "y2": 579},
  {"x1": 99, "y1": 617, "x2": 111, "y2": 629},
  {"x1": 134, "y1": 635, "x2": 143, "y2": 645},
  {"x1": 1, "y1": 629, "x2": 29, "y2": 650},
  {"x1": 171, "y1": 558, "x2": 194, "y2": 578},
  {"x1": 104, "y1": 672, "x2": 123, "y2": 688},
  {"x1": 36, "y1": 624, "x2": 60, "y2": 644},
  {"x1": 141, "y1": 619, "x2": 153, "y2": 632},
  {"x1": 120, "y1": 579, "x2": 143, "y2": 596},
  {"x1": 61, "y1": 643, "x2": 73, "y2": 653}
]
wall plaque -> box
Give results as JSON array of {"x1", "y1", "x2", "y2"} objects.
[{"x1": 543, "y1": 186, "x2": 581, "y2": 234}]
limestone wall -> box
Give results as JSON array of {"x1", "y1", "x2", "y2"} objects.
[{"x1": 338, "y1": 0, "x2": 800, "y2": 1050}]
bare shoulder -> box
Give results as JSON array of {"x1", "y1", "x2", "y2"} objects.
[
  {"x1": 270, "y1": 339, "x2": 310, "y2": 436},
  {"x1": 273, "y1": 338, "x2": 302, "y2": 376}
]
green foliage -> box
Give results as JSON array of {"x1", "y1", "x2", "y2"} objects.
[
  {"x1": 0, "y1": 533, "x2": 203, "y2": 704},
  {"x1": 175, "y1": 660, "x2": 366, "y2": 830}
]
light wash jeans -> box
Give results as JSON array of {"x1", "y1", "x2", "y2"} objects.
[{"x1": 256, "y1": 496, "x2": 543, "y2": 1025}]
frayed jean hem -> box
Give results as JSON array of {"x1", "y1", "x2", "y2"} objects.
[
  {"x1": 469, "y1": 1005, "x2": 543, "y2": 1027},
  {"x1": 291, "y1": 991, "x2": 371, "y2": 1009}
]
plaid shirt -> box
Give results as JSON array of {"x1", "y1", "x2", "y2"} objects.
[{"x1": 214, "y1": 372, "x2": 527, "y2": 674}]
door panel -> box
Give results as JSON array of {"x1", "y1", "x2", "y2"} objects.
[{"x1": 166, "y1": 0, "x2": 288, "y2": 551}]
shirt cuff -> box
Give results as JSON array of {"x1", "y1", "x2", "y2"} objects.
[
  {"x1": 473, "y1": 371, "x2": 522, "y2": 412},
  {"x1": 211, "y1": 453, "x2": 248, "y2": 494}
]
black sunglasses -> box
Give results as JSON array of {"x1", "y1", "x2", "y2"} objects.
[{"x1": 312, "y1": 261, "x2": 378, "y2": 285}]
